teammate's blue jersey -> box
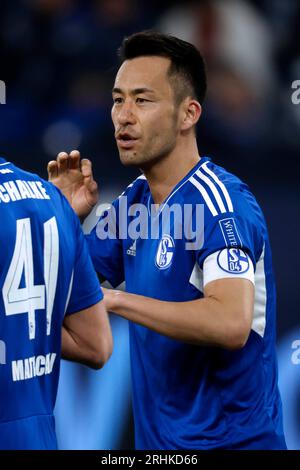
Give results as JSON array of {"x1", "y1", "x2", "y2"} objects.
[
  {"x1": 87, "y1": 156, "x2": 286, "y2": 450},
  {"x1": 0, "y1": 157, "x2": 103, "y2": 450}
]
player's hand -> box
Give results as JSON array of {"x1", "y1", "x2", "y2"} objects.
[{"x1": 47, "y1": 150, "x2": 99, "y2": 220}]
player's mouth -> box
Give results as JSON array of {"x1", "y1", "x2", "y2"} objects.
[{"x1": 116, "y1": 133, "x2": 139, "y2": 149}]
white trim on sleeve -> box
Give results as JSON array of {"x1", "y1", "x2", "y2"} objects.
[{"x1": 203, "y1": 248, "x2": 255, "y2": 287}]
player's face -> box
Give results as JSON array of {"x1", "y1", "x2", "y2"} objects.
[{"x1": 111, "y1": 56, "x2": 180, "y2": 168}]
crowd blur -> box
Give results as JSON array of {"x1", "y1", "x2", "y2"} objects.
[
  {"x1": 0, "y1": 0, "x2": 299, "y2": 449},
  {"x1": 1, "y1": 0, "x2": 300, "y2": 182}
]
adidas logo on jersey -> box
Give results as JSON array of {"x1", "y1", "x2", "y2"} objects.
[
  {"x1": 127, "y1": 240, "x2": 136, "y2": 256},
  {"x1": 0, "y1": 168, "x2": 13, "y2": 174}
]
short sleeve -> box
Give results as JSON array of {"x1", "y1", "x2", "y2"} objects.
[
  {"x1": 202, "y1": 249, "x2": 255, "y2": 287},
  {"x1": 197, "y1": 212, "x2": 256, "y2": 267},
  {"x1": 196, "y1": 186, "x2": 265, "y2": 285},
  {"x1": 66, "y1": 213, "x2": 103, "y2": 315},
  {"x1": 85, "y1": 200, "x2": 124, "y2": 288}
]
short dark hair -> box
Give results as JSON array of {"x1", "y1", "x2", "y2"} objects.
[{"x1": 118, "y1": 31, "x2": 207, "y2": 105}]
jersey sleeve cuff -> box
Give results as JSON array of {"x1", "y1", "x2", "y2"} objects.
[
  {"x1": 203, "y1": 248, "x2": 255, "y2": 287},
  {"x1": 65, "y1": 289, "x2": 103, "y2": 316}
]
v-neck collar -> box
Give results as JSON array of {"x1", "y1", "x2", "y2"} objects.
[{"x1": 147, "y1": 156, "x2": 210, "y2": 216}]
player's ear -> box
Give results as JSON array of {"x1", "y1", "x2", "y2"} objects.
[{"x1": 180, "y1": 99, "x2": 202, "y2": 131}]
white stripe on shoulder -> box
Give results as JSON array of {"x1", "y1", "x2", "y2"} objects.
[
  {"x1": 155, "y1": 162, "x2": 201, "y2": 215},
  {"x1": 201, "y1": 162, "x2": 234, "y2": 212},
  {"x1": 189, "y1": 176, "x2": 218, "y2": 216},
  {"x1": 0, "y1": 162, "x2": 11, "y2": 166},
  {"x1": 195, "y1": 168, "x2": 227, "y2": 213}
]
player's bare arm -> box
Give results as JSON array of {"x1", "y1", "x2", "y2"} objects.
[
  {"x1": 48, "y1": 150, "x2": 98, "y2": 220},
  {"x1": 62, "y1": 300, "x2": 113, "y2": 369},
  {"x1": 102, "y1": 278, "x2": 254, "y2": 350}
]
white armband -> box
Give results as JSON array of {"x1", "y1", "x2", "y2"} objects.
[{"x1": 203, "y1": 248, "x2": 255, "y2": 288}]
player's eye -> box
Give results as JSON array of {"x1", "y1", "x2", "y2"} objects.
[
  {"x1": 113, "y1": 97, "x2": 123, "y2": 104},
  {"x1": 136, "y1": 97, "x2": 148, "y2": 103}
]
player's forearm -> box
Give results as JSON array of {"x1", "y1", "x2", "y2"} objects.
[
  {"x1": 106, "y1": 289, "x2": 251, "y2": 349},
  {"x1": 61, "y1": 326, "x2": 95, "y2": 368},
  {"x1": 61, "y1": 327, "x2": 86, "y2": 365},
  {"x1": 61, "y1": 325, "x2": 110, "y2": 369}
]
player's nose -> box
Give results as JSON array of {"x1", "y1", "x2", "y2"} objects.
[{"x1": 116, "y1": 101, "x2": 136, "y2": 126}]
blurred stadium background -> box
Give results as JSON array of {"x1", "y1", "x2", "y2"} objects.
[{"x1": 0, "y1": 0, "x2": 299, "y2": 449}]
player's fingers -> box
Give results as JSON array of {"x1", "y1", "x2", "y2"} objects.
[
  {"x1": 56, "y1": 151, "x2": 69, "y2": 161},
  {"x1": 47, "y1": 161, "x2": 58, "y2": 180},
  {"x1": 87, "y1": 179, "x2": 99, "y2": 196},
  {"x1": 69, "y1": 150, "x2": 81, "y2": 170},
  {"x1": 81, "y1": 159, "x2": 98, "y2": 197},
  {"x1": 57, "y1": 152, "x2": 69, "y2": 174}
]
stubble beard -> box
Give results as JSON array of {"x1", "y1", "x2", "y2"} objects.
[{"x1": 118, "y1": 118, "x2": 179, "y2": 170}]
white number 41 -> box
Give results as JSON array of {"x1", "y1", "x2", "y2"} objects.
[{"x1": 2, "y1": 217, "x2": 59, "y2": 340}]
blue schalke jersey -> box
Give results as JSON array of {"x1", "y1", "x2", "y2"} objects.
[
  {"x1": 86, "y1": 156, "x2": 286, "y2": 450},
  {"x1": 0, "y1": 157, "x2": 103, "y2": 449}
]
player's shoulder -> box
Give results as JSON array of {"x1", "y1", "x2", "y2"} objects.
[
  {"x1": 1, "y1": 159, "x2": 64, "y2": 201},
  {"x1": 5, "y1": 160, "x2": 57, "y2": 191},
  {"x1": 11, "y1": 160, "x2": 78, "y2": 220},
  {"x1": 186, "y1": 157, "x2": 262, "y2": 220}
]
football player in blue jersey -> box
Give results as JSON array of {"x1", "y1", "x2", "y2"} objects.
[
  {"x1": 0, "y1": 157, "x2": 112, "y2": 450},
  {"x1": 48, "y1": 31, "x2": 286, "y2": 450}
]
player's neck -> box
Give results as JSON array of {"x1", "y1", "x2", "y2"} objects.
[{"x1": 142, "y1": 138, "x2": 200, "y2": 205}]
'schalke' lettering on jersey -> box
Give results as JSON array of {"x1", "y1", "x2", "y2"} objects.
[
  {"x1": 0, "y1": 180, "x2": 51, "y2": 203},
  {"x1": 12, "y1": 353, "x2": 57, "y2": 382}
]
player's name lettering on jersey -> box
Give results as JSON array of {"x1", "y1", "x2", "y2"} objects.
[
  {"x1": 0, "y1": 180, "x2": 50, "y2": 204},
  {"x1": 11, "y1": 353, "x2": 56, "y2": 382}
]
